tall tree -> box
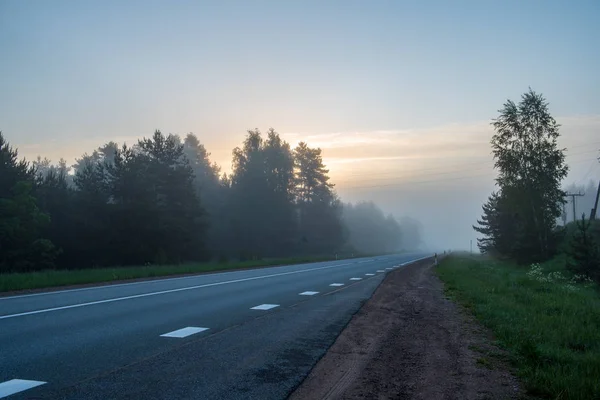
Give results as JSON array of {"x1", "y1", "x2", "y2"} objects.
[
  {"x1": 229, "y1": 129, "x2": 297, "y2": 258},
  {"x1": 71, "y1": 158, "x2": 112, "y2": 266},
  {"x1": 263, "y1": 129, "x2": 297, "y2": 255},
  {"x1": 35, "y1": 164, "x2": 77, "y2": 267},
  {"x1": 294, "y1": 142, "x2": 345, "y2": 254},
  {"x1": 0, "y1": 132, "x2": 32, "y2": 197},
  {"x1": 483, "y1": 89, "x2": 568, "y2": 262},
  {"x1": 182, "y1": 133, "x2": 230, "y2": 258},
  {"x1": 106, "y1": 131, "x2": 207, "y2": 264},
  {"x1": 229, "y1": 129, "x2": 269, "y2": 258},
  {"x1": 0, "y1": 132, "x2": 58, "y2": 271}
]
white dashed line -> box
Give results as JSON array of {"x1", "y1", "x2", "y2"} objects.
[
  {"x1": 0, "y1": 379, "x2": 46, "y2": 398},
  {"x1": 0, "y1": 262, "x2": 354, "y2": 320},
  {"x1": 329, "y1": 283, "x2": 344, "y2": 287},
  {"x1": 251, "y1": 304, "x2": 279, "y2": 310},
  {"x1": 386, "y1": 268, "x2": 393, "y2": 270},
  {"x1": 376, "y1": 270, "x2": 385, "y2": 272},
  {"x1": 299, "y1": 291, "x2": 319, "y2": 296},
  {"x1": 160, "y1": 327, "x2": 209, "y2": 338},
  {"x1": 349, "y1": 278, "x2": 362, "y2": 281},
  {"x1": 365, "y1": 273, "x2": 375, "y2": 276}
]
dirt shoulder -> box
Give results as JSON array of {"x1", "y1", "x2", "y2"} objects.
[{"x1": 288, "y1": 258, "x2": 522, "y2": 400}]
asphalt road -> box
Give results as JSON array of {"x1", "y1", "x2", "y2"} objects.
[{"x1": 0, "y1": 253, "x2": 430, "y2": 399}]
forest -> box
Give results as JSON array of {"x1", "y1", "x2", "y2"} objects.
[{"x1": 0, "y1": 128, "x2": 421, "y2": 273}]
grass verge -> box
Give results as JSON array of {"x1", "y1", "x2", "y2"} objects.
[
  {"x1": 437, "y1": 254, "x2": 600, "y2": 399},
  {"x1": 0, "y1": 254, "x2": 365, "y2": 293}
]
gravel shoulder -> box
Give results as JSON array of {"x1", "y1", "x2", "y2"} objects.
[{"x1": 288, "y1": 258, "x2": 523, "y2": 400}]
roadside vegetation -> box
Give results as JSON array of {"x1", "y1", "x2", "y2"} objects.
[
  {"x1": 447, "y1": 89, "x2": 600, "y2": 399},
  {"x1": 438, "y1": 254, "x2": 600, "y2": 399},
  {"x1": 0, "y1": 254, "x2": 372, "y2": 293}
]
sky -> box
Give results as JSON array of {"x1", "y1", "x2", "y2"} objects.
[{"x1": 1, "y1": 0, "x2": 599, "y2": 251}]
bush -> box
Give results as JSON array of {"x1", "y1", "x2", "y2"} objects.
[{"x1": 566, "y1": 215, "x2": 600, "y2": 283}]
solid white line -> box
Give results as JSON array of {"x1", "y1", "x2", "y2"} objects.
[
  {"x1": 160, "y1": 327, "x2": 209, "y2": 338},
  {"x1": 251, "y1": 304, "x2": 279, "y2": 310},
  {"x1": 349, "y1": 278, "x2": 362, "y2": 281},
  {"x1": 299, "y1": 291, "x2": 319, "y2": 296},
  {"x1": 0, "y1": 379, "x2": 46, "y2": 398},
  {"x1": 0, "y1": 258, "x2": 373, "y2": 301},
  {"x1": 400, "y1": 255, "x2": 432, "y2": 265},
  {"x1": 0, "y1": 262, "x2": 355, "y2": 320},
  {"x1": 329, "y1": 283, "x2": 344, "y2": 287},
  {"x1": 365, "y1": 273, "x2": 375, "y2": 276}
]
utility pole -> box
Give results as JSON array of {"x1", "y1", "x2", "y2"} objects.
[
  {"x1": 470, "y1": 239, "x2": 473, "y2": 254},
  {"x1": 591, "y1": 181, "x2": 600, "y2": 220},
  {"x1": 565, "y1": 192, "x2": 585, "y2": 222}
]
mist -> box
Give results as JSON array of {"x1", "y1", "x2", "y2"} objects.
[
  {"x1": 562, "y1": 181, "x2": 600, "y2": 223},
  {"x1": 0, "y1": 129, "x2": 427, "y2": 273}
]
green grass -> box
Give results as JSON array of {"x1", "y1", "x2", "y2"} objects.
[
  {"x1": 0, "y1": 254, "x2": 362, "y2": 293},
  {"x1": 437, "y1": 254, "x2": 600, "y2": 399}
]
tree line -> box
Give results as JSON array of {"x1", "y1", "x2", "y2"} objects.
[
  {"x1": 1, "y1": 128, "x2": 420, "y2": 273},
  {"x1": 474, "y1": 89, "x2": 600, "y2": 281}
]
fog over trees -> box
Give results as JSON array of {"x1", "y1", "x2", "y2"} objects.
[
  {"x1": 561, "y1": 181, "x2": 599, "y2": 224},
  {"x1": 474, "y1": 89, "x2": 569, "y2": 263},
  {"x1": 473, "y1": 89, "x2": 600, "y2": 281},
  {"x1": 0, "y1": 128, "x2": 423, "y2": 272}
]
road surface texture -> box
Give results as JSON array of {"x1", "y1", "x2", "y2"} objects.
[
  {"x1": 0, "y1": 254, "x2": 428, "y2": 399},
  {"x1": 290, "y1": 257, "x2": 522, "y2": 400}
]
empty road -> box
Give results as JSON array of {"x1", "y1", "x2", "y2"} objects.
[{"x1": 0, "y1": 253, "x2": 430, "y2": 399}]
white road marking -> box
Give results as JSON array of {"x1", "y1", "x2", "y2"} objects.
[
  {"x1": 160, "y1": 327, "x2": 209, "y2": 338},
  {"x1": 376, "y1": 270, "x2": 385, "y2": 272},
  {"x1": 329, "y1": 283, "x2": 344, "y2": 287},
  {"x1": 299, "y1": 291, "x2": 319, "y2": 296},
  {"x1": 400, "y1": 255, "x2": 433, "y2": 266},
  {"x1": 0, "y1": 258, "x2": 368, "y2": 301},
  {"x1": 0, "y1": 262, "x2": 356, "y2": 320},
  {"x1": 251, "y1": 304, "x2": 279, "y2": 310},
  {"x1": 365, "y1": 273, "x2": 375, "y2": 276},
  {"x1": 349, "y1": 278, "x2": 362, "y2": 281},
  {"x1": 0, "y1": 379, "x2": 46, "y2": 398},
  {"x1": 386, "y1": 268, "x2": 393, "y2": 270}
]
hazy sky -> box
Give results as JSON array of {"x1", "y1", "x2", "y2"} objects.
[{"x1": 1, "y1": 0, "x2": 599, "y2": 250}]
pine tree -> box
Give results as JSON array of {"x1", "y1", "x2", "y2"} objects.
[
  {"x1": 293, "y1": 141, "x2": 344, "y2": 254},
  {"x1": 567, "y1": 214, "x2": 600, "y2": 282},
  {"x1": 229, "y1": 129, "x2": 298, "y2": 258},
  {"x1": 473, "y1": 191, "x2": 518, "y2": 256},
  {"x1": 0, "y1": 132, "x2": 58, "y2": 271}
]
